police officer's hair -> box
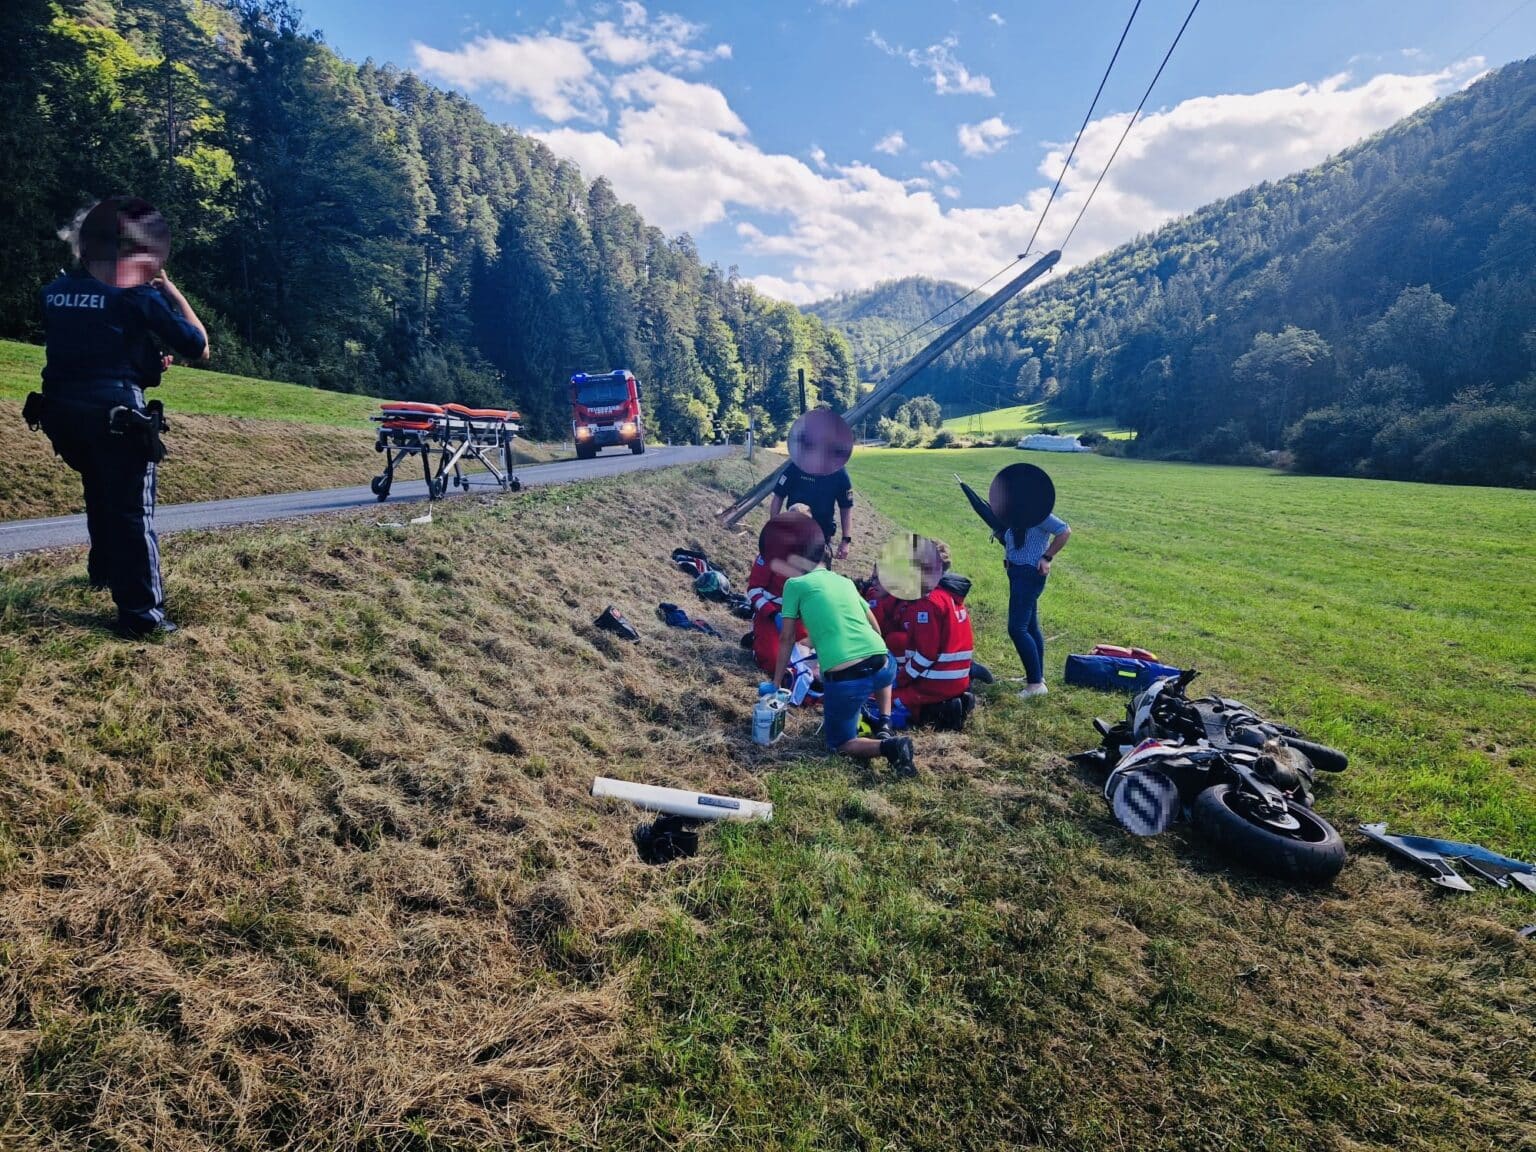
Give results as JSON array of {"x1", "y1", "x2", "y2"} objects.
[
  {"x1": 57, "y1": 204, "x2": 93, "y2": 263},
  {"x1": 60, "y1": 197, "x2": 170, "y2": 267}
]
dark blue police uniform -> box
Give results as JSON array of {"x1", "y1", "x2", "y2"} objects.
[
  {"x1": 39, "y1": 269, "x2": 206, "y2": 635},
  {"x1": 772, "y1": 462, "x2": 854, "y2": 543}
]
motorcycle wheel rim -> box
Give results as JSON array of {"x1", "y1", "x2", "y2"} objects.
[{"x1": 1225, "y1": 790, "x2": 1326, "y2": 842}]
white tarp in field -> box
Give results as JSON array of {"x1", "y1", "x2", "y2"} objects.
[{"x1": 1018, "y1": 433, "x2": 1091, "y2": 452}]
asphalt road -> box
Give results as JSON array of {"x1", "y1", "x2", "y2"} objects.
[{"x1": 0, "y1": 443, "x2": 735, "y2": 555}]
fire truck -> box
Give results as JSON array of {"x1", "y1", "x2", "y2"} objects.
[{"x1": 570, "y1": 369, "x2": 646, "y2": 459}]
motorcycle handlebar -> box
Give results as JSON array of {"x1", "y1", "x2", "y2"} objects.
[{"x1": 1283, "y1": 736, "x2": 1348, "y2": 773}]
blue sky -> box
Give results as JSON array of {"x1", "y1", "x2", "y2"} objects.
[{"x1": 300, "y1": 0, "x2": 1536, "y2": 302}]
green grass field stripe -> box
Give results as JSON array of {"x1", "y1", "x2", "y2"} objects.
[{"x1": 0, "y1": 339, "x2": 386, "y2": 427}]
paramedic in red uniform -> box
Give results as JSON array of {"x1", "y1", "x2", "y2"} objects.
[
  {"x1": 890, "y1": 579, "x2": 974, "y2": 718},
  {"x1": 35, "y1": 197, "x2": 209, "y2": 637},
  {"x1": 747, "y1": 514, "x2": 816, "y2": 676}
]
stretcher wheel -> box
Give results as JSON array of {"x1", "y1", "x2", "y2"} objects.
[
  {"x1": 510, "y1": 478, "x2": 523, "y2": 492},
  {"x1": 429, "y1": 476, "x2": 447, "y2": 499},
  {"x1": 371, "y1": 474, "x2": 391, "y2": 501}
]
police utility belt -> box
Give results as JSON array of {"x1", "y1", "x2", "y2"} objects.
[{"x1": 23, "y1": 391, "x2": 170, "y2": 463}]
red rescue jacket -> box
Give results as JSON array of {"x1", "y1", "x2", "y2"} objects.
[
  {"x1": 748, "y1": 552, "x2": 806, "y2": 674},
  {"x1": 889, "y1": 586, "x2": 973, "y2": 705}
]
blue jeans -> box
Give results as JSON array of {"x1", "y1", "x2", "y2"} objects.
[
  {"x1": 821, "y1": 652, "x2": 897, "y2": 750},
  {"x1": 1007, "y1": 564, "x2": 1047, "y2": 683}
]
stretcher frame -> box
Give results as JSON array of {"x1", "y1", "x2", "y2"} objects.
[{"x1": 370, "y1": 402, "x2": 524, "y2": 502}]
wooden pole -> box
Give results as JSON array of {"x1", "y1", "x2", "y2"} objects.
[{"x1": 719, "y1": 250, "x2": 1060, "y2": 527}]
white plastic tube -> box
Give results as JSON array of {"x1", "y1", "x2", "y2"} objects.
[{"x1": 592, "y1": 777, "x2": 773, "y2": 823}]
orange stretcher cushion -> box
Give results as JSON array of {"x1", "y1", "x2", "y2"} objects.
[
  {"x1": 443, "y1": 403, "x2": 519, "y2": 421},
  {"x1": 380, "y1": 401, "x2": 445, "y2": 414},
  {"x1": 380, "y1": 419, "x2": 434, "y2": 431}
]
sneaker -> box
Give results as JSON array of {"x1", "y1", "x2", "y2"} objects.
[
  {"x1": 1017, "y1": 682, "x2": 1049, "y2": 699},
  {"x1": 881, "y1": 736, "x2": 916, "y2": 777},
  {"x1": 117, "y1": 618, "x2": 178, "y2": 640},
  {"x1": 594, "y1": 606, "x2": 640, "y2": 641}
]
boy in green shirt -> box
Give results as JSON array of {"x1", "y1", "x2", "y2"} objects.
[{"x1": 774, "y1": 528, "x2": 916, "y2": 774}]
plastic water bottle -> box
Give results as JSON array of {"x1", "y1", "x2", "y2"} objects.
[{"x1": 753, "y1": 683, "x2": 788, "y2": 746}]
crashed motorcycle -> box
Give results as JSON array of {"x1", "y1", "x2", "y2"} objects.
[{"x1": 1086, "y1": 670, "x2": 1348, "y2": 883}]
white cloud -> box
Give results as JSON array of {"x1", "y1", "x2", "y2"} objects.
[
  {"x1": 413, "y1": 5, "x2": 728, "y2": 122},
  {"x1": 1020, "y1": 61, "x2": 1485, "y2": 261},
  {"x1": 527, "y1": 54, "x2": 1481, "y2": 302},
  {"x1": 579, "y1": 6, "x2": 728, "y2": 70},
  {"x1": 869, "y1": 32, "x2": 994, "y2": 97},
  {"x1": 941, "y1": 185, "x2": 961, "y2": 200},
  {"x1": 413, "y1": 34, "x2": 603, "y2": 122},
  {"x1": 874, "y1": 130, "x2": 907, "y2": 155},
  {"x1": 612, "y1": 68, "x2": 746, "y2": 135},
  {"x1": 923, "y1": 159, "x2": 959, "y2": 179},
  {"x1": 957, "y1": 116, "x2": 1016, "y2": 156},
  {"x1": 989, "y1": 13, "x2": 1005, "y2": 26}
]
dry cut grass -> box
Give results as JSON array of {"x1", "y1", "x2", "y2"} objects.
[
  {"x1": 0, "y1": 457, "x2": 780, "y2": 1149},
  {"x1": 1, "y1": 451, "x2": 1531, "y2": 1152}
]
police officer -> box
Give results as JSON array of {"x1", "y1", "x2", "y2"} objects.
[
  {"x1": 768, "y1": 461, "x2": 855, "y2": 560},
  {"x1": 35, "y1": 197, "x2": 209, "y2": 637}
]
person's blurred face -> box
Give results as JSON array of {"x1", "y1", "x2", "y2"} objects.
[
  {"x1": 115, "y1": 252, "x2": 161, "y2": 288},
  {"x1": 789, "y1": 409, "x2": 854, "y2": 476}
]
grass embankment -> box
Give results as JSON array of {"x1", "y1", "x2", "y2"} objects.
[
  {"x1": 945, "y1": 400, "x2": 1131, "y2": 441},
  {"x1": 0, "y1": 339, "x2": 558, "y2": 520},
  {"x1": 0, "y1": 452, "x2": 1532, "y2": 1149}
]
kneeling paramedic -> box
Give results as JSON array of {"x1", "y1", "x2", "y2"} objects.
[
  {"x1": 28, "y1": 197, "x2": 209, "y2": 637},
  {"x1": 889, "y1": 576, "x2": 974, "y2": 726},
  {"x1": 773, "y1": 531, "x2": 915, "y2": 775}
]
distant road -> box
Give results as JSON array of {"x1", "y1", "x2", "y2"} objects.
[{"x1": 0, "y1": 444, "x2": 734, "y2": 555}]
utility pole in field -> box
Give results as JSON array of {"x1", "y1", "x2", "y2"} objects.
[{"x1": 719, "y1": 250, "x2": 1061, "y2": 527}]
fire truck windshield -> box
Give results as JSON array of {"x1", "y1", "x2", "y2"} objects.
[{"x1": 575, "y1": 379, "x2": 630, "y2": 407}]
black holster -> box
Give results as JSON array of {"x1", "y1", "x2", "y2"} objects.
[
  {"x1": 107, "y1": 400, "x2": 170, "y2": 463},
  {"x1": 22, "y1": 392, "x2": 48, "y2": 431}
]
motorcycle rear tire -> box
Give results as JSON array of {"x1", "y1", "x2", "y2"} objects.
[{"x1": 1192, "y1": 783, "x2": 1346, "y2": 884}]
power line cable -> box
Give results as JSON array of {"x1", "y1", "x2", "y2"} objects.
[
  {"x1": 1023, "y1": 0, "x2": 1145, "y2": 260},
  {"x1": 855, "y1": 256, "x2": 1022, "y2": 373},
  {"x1": 1446, "y1": 0, "x2": 1535, "y2": 64},
  {"x1": 851, "y1": 0, "x2": 1153, "y2": 376},
  {"x1": 1059, "y1": 0, "x2": 1202, "y2": 253}
]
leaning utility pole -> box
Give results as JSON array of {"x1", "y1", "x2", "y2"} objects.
[{"x1": 720, "y1": 250, "x2": 1061, "y2": 527}]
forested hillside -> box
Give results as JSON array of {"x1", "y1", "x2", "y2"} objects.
[
  {"x1": 812, "y1": 59, "x2": 1536, "y2": 487},
  {"x1": 0, "y1": 0, "x2": 858, "y2": 441},
  {"x1": 808, "y1": 276, "x2": 965, "y2": 379}
]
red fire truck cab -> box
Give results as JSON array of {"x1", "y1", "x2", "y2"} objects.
[{"x1": 570, "y1": 369, "x2": 646, "y2": 459}]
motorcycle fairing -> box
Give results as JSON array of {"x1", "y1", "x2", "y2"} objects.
[{"x1": 1353, "y1": 822, "x2": 1536, "y2": 893}]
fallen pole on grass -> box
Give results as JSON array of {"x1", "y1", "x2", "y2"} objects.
[
  {"x1": 718, "y1": 249, "x2": 1062, "y2": 527},
  {"x1": 592, "y1": 777, "x2": 775, "y2": 822}
]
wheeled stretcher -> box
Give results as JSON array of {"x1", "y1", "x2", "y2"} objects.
[{"x1": 370, "y1": 402, "x2": 524, "y2": 501}]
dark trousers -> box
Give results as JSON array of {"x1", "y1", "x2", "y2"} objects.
[
  {"x1": 42, "y1": 403, "x2": 165, "y2": 630},
  {"x1": 1007, "y1": 563, "x2": 1047, "y2": 683}
]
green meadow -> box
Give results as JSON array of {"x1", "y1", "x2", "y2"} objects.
[
  {"x1": 606, "y1": 449, "x2": 1536, "y2": 1150},
  {"x1": 0, "y1": 338, "x2": 386, "y2": 427},
  {"x1": 943, "y1": 401, "x2": 1133, "y2": 440},
  {"x1": 853, "y1": 448, "x2": 1536, "y2": 855},
  {"x1": 1, "y1": 449, "x2": 1531, "y2": 1150}
]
